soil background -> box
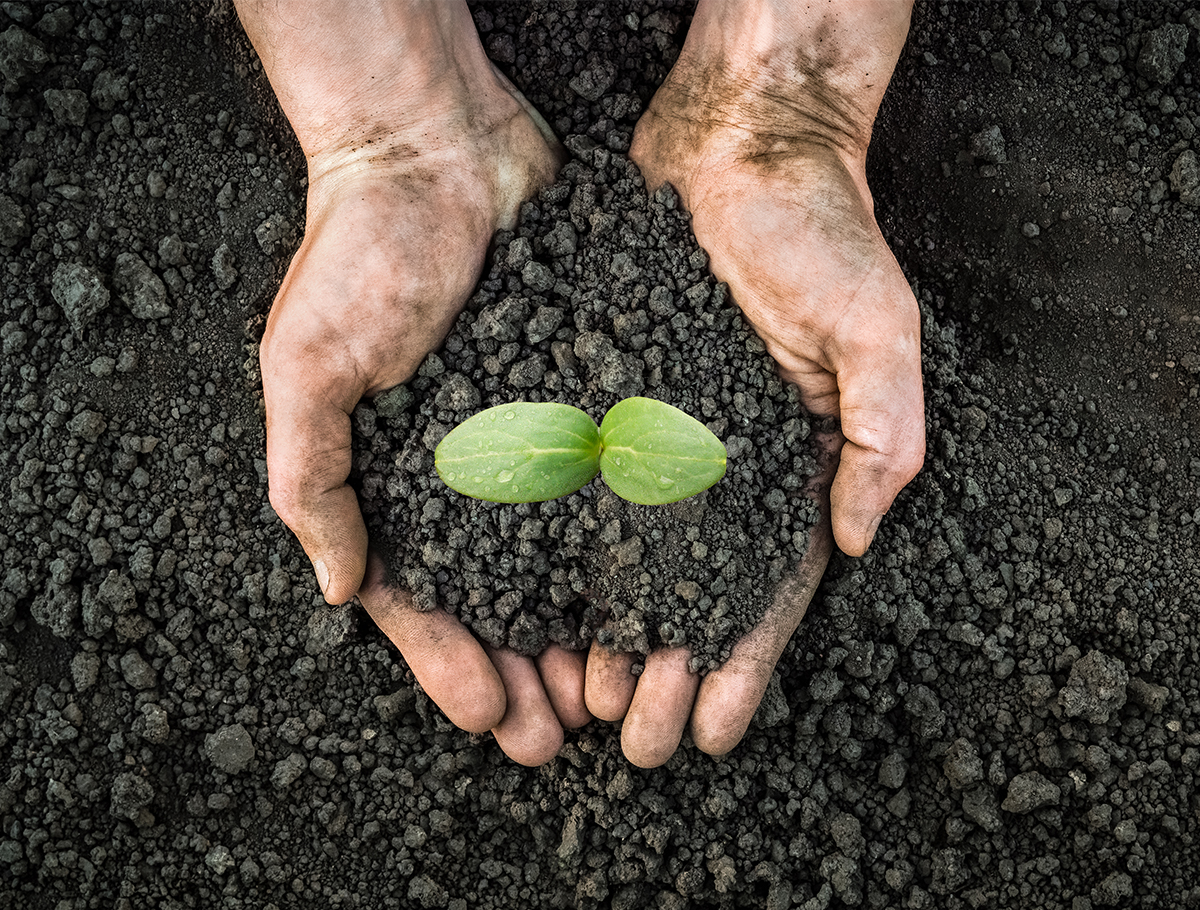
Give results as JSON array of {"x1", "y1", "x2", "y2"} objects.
[{"x1": 2, "y1": 2, "x2": 1200, "y2": 909}]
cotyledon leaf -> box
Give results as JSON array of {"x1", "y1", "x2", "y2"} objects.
[
  {"x1": 434, "y1": 402, "x2": 601, "y2": 503},
  {"x1": 598, "y1": 397, "x2": 727, "y2": 505}
]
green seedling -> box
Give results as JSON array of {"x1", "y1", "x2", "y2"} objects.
[{"x1": 434, "y1": 397, "x2": 727, "y2": 505}]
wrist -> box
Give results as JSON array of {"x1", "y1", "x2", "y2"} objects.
[
  {"x1": 236, "y1": 0, "x2": 496, "y2": 159},
  {"x1": 677, "y1": 0, "x2": 913, "y2": 160}
]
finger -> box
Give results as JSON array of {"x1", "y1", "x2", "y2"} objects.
[
  {"x1": 584, "y1": 640, "x2": 638, "y2": 722},
  {"x1": 691, "y1": 518, "x2": 834, "y2": 756},
  {"x1": 358, "y1": 555, "x2": 505, "y2": 733},
  {"x1": 535, "y1": 645, "x2": 592, "y2": 730},
  {"x1": 262, "y1": 350, "x2": 368, "y2": 603},
  {"x1": 621, "y1": 647, "x2": 699, "y2": 769},
  {"x1": 486, "y1": 646, "x2": 565, "y2": 767},
  {"x1": 829, "y1": 281, "x2": 925, "y2": 556}
]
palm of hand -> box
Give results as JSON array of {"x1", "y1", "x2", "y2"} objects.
[
  {"x1": 633, "y1": 124, "x2": 925, "y2": 558},
  {"x1": 259, "y1": 164, "x2": 495, "y2": 605},
  {"x1": 262, "y1": 167, "x2": 493, "y2": 404},
  {"x1": 578, "y1": 97, "x2": 926, "y2": 767},
  {"x1": 258, "y1": 93, "x2": 588, "y2": 766}
]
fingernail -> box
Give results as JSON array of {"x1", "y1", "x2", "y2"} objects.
[{"x1": 313, "y1": 559, "x2": 330, "y2": 595}]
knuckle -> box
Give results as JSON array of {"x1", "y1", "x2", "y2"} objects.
[
  {"x1": 257, "y1": 324, "x2": 293, "y2": 376},
  {"x1": 266, "y1": 472, "x2": 311, "y2": 530},
  {"x1": 895, "y1": 424, "x2": 927, "y2": 482}
]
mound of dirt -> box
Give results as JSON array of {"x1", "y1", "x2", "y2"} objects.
[{"x1": 356, "y1": 149, "x2": 820, "y2": 672}]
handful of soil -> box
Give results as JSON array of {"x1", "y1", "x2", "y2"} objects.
[{"x1": 355, "y1": 143, "x2": 821, "y2": 672}]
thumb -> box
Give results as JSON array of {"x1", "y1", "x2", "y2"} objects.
[
  {"x1": 264, "y1": 361, "x2": 368, "y2": 603},
  {"x1": 829, "y1": 327, "x2": 925, "y2": 557},
  {"x1": 831, "y1": 438, "x2": 918, "y2": 556}
]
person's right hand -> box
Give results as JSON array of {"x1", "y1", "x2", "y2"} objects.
[
  {"x1": 358, "y1": 556, "x2": 592, "y2": 765},
  {"x1": 258, "y1": 138, "x2": 541, "y2": 605},
  {"x1": 261, "y1": 157, "x2": 592, "y2": 765},
  {"x1": 236, "y1": 0, "x2": 581, "y2": 763}
]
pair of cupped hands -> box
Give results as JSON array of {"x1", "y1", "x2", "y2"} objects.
[{"x1": 256, "y1": 50, "x2": 923, "y2": 770}]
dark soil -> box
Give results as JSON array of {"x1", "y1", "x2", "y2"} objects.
[
  {"x1": 356, "y1": 151, "x2": 821, "y2": 672},
  {"x1": 3, "y1": 2, "x2": 1200, "y2": 909}
]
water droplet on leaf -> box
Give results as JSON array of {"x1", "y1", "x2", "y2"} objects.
[{"x1": 496, "y1": 469, "x2": 514, "y2": 483}]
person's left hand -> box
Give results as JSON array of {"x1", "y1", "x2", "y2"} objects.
[
  {"x1": 583, "y1": 0, "x2": 924, "y2": 764},
  {"x1": 582, "y1": 448, "x2": 835, "y2": 767}
]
